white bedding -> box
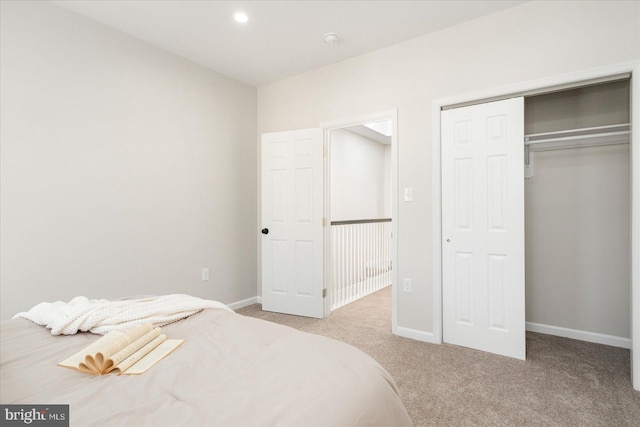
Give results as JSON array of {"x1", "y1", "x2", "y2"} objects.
[
  {"x1": 12, "y1": 294, "x2": 231, "y2": 335},
  {"x1": 1, "y1": 304, "x2": 413, "y2": 426}
]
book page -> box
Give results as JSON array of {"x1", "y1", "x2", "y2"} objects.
[
  {"x1": 59, "y1": 331, "x2": 127, "y2": 371},
  {"x1": 58, "y1": 324, "x2": 154, "y2": 374},
  {"x1": 121, "y1": 339, "x2": 184, "y2": 375},
  {"x1": 110, "y1": 334, "x2": 167, "y2": 374},
  {"x1": 109, "y1": 334, "x2": 167, "y2": 375},
  {"x1": 90, "y1": 324, "x2": 154, "y2": 371},
  {"x1": 103, "y1": 328, "x2": 162, "y2": 373}
]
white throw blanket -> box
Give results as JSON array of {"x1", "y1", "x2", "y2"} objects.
[{"x1": 13, "y1": 294, "x2": 232, "y2": 335}]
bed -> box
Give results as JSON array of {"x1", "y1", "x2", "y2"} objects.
[{"x1": 1, "y1": 298, "x2": 412, "y2": 426}]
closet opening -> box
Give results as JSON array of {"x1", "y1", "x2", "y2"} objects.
[
  {"x1": 435, "y1": 63, "x2": 639, "y2": 388},
  {"x1": 524, "y1": 79, "x2": 631, "y2": 348}
]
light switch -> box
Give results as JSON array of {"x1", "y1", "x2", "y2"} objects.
[{"x1": 404, "y1": 187, "x2": 413, "y2": 202}]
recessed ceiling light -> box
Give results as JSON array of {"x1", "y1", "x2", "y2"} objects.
[{"x1": 234, "y1": 12, "x2": 248, "y2": 23}]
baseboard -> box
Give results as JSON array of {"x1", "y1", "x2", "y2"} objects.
[
  {"x1": 394, "y1": 326, "x2": 439, "y2": 344},
  {"x1": 526, "y1": 322, "x2": 631, "y2": 349},
  {"x1": 227, "y1": 296, "x2": 259, "y2": 311}
]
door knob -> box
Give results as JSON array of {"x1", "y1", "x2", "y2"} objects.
[{"x1": 261, "y1": 228, "x2": 269, "y2": 235}]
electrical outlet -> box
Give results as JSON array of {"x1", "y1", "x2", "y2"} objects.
[
  {"x1": 201, "y1": 268, "x2": 210, "y2": 281},
  {"x1": 403, "y1": 278, "x2": 412, "y2": 293}
]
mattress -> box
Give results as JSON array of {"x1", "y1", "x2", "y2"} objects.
[{"x1": 1, "y1": 307, "x2": 413, "y2": 426}]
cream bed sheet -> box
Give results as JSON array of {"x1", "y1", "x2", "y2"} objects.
[{"x1": 1, "y1": 308, "x2": 412, "y2": 426}]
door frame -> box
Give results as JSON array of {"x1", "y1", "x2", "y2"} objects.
[
  {"x1": 320, "y1": 109, "x2": 399, "y2": 329},
  {"x1": 432, "y1": 60, "x2": 640, "y2": 389}
]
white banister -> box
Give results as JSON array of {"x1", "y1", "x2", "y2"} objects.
[{"x1": 331, "y1": 219, "x2": 392, "y2": 310}]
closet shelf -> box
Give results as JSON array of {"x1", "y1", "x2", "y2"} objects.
[{"x1": 524, "y1": 123, "x2": 630, "y2": 152}]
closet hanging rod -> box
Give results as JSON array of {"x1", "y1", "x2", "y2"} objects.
[
  {"x1": 525, "y1": 123, "x2": 630, "y2": 140},
  {"x1": 524, "y1": 123, "x2": 630, "y2": 152},
  {"x1": 524, "y1": 123, "x2": 630, "y2": 178}
]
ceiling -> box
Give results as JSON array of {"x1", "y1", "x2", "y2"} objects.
[{"x1": 52, "y1": 0, "x2": 527, "y2": 87}]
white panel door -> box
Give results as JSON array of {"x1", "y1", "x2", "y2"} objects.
[
  {"x1": 441, "y1": 97, "x2": 525, "y2": 360},
  {"x1": 261, "y1": 128, "x2": 324, "y2": 318}
]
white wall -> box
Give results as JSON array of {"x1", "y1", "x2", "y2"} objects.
[
  {"x1": 0, "y1": 1, "x2": 257, "y2": 319},
  {"x1": 257, "y1": 1, "x2": 640, "y2": 333},
  {"x1": 525, "y1": 144, "x2": 630, "y2": 338},
  {"x1": 331, "y1": 129, "x2": 388, "y2": 221}
]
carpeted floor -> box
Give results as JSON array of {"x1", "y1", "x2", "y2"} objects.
[{"x1": 236, "y1": 286, "x2": 640, "y2": 426}]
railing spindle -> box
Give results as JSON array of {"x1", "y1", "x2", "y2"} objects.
[{"x1": 329, "y1": 218, "x2": 391, "y2": 310}]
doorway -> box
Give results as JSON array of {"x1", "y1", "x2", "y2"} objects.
[
  {"x1": 260, "y1": 110, "x2": 398, "y2": 323},
  {"x1": 329, "y1": 121, "x2": 393, "y2": 310},
  {"x1": 321, "y1": 110, "x2": 398, "y2": 329}
]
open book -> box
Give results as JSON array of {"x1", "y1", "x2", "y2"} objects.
[{"x1": 59, "y1": 323, "x2": 184, "y2": 375}]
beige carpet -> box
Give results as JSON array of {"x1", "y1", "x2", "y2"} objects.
[{"x1": 236, "y1": 287, "x2": 640, "y2": 426}]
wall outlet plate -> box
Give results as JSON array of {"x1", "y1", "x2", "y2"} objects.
[{"x1": 403, "y1": 278, "x2": 412, "y2": 293}]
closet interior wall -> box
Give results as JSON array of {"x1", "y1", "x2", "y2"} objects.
[{"x1": 524, "y1": 80, "x2": 631, "y2": 342}]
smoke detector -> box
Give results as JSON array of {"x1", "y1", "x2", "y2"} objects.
[{"x1": 323, "y1": 32, "x2": 340, "y2": 44}]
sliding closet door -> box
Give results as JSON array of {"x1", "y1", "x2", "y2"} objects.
[{"x1": 441, "y1": 97, "x2": 525, "y2": 360}]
